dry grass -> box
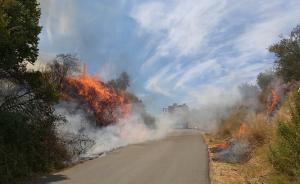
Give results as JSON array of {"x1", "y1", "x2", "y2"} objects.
[
  {"x1": 204, "y1": 134, "x2": 244, "y2": 184},
  {"x1": 243, "y1": 114, "x2": 272, "y2": 147},
  {"x1": 216, "y1": 108, "x2": 248, "y2": 139},
  {"x1": 217, "y1": 110, "x2": 271, "y2": 148},
  {"x1": 206, "y1": 134, "x2": 272, "y2": 184},
  {"x1": 206, "y1": 89, "x2": 298, "y2": 184},
  {"x1": 206, "y1": 111, "x2": 275, "y2": 183}
]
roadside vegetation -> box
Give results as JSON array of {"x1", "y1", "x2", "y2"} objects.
[
  {"x1": 269, "y1": 89, "x2": 300, "y2": 183},
  {"x1": 0, "y1": 1, "x2": 155, "y2": 183},
  {"x1": 0, "y1": 1, "x2": 67, "y2": 183},
  {"x1": 207, "y1": 25, "x2": 300, "y2": 184}
]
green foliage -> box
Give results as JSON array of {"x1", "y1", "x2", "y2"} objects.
[
  {"x1": 0, "y1": 2, "x2": 72, "y2": 183},
  {"x1": 257, "y1": 70, "x2": 276, "y2": 91},
  {"x1": 0, "y1": 0, "x2": 41, "y2": 74},
  {"x1": 0, "y1": 112, "x2": 70, "y2": 184},
  {"x1": 269, "y1": 92, "x2": 300, "y2": 182},
  {"x1": 0, "y1": 112, "x2": 31, "y2": 184},
  {"x1": 269, "y1": 25, "x2": 300, "y2": 82}
]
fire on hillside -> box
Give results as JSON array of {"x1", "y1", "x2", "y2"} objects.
[
  {"x1": 210, "y1": 123, "x2": 250, "y2": 163},
  {"x1": 210, "y1": 83, "x2": 288, "y2": 163},
  {"x1": 64, "y1": 73, "x2": 132, "y2": 126}
]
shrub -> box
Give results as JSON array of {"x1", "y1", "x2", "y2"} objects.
[
  {"x1": 0, "y1": 112, "x2": 70, "y2": 184},
  {"x1": 269, "y1": 92, "x2": 300, "y2": 182}
]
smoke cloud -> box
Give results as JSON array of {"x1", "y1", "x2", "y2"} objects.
[
  {"x1": 55, "y1": 101, "x2": 191, "y2": 160},
  {"x1": 54, "y1": 80, "x2": 276, "y2": 163}
]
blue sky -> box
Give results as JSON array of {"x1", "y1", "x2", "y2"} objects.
[{"x1": 38, "y1": 0, "x2": 300, "y2": 114}]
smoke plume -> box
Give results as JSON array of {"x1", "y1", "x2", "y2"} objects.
[{"x1": 55, "y1": 100, "x2": 190, "y2": 159}]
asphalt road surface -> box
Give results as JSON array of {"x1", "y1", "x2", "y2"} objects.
[{"x1": 35, "y1": 130, "x2": 210, "y2": 184}]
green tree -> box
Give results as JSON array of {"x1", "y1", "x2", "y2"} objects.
[
  {"x1": 0, "y1": 112, "x2": 69, "y2": 184},
  {"x1": 269, "y1": 25, "x2": 300, "y2": 82},
  {"x1": 0, "y1": 1, "x2": 71, "y2": 183},
  {"x1": 0, "y1": 0, "x2": 41, "y2": 78}
]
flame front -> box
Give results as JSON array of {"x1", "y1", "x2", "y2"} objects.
[
  {"x1": 235, "y1": 123, "x2": 247, "y2": 139},
  {"x1": 267, "y1": 88, "x2": 280, "y2": 115},
  {"x1": 65, "y1": 74, "x2": 131, "y2": 125}
]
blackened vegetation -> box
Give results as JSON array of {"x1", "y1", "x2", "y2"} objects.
[
  {"x1": 211, "y1": 139, "x2": 250, "y2": 163},
  {"x1": 107, "y1": 71, "x2": 130, "y2": 91}
]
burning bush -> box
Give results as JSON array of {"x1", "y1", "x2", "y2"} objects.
[
  {"x1": 64, "y1": 74, "x2": 131, "y2": 126},
  {"x1": 217, "y1": 108, "x2": 248, "y2": 139}
]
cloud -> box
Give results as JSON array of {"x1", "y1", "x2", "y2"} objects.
[
  {"x1": 175, "y1": 59, "x2": 220, "y2": 89},
  {"x1": 235, "y1": 1, "x2": 300, "y2": 56},
  {"x1": 145, "y1": 64, "x2": 174, "y2": 96},
  {"x1": 39, "y1": 0, "x2": 76, "y2": 43},
  {"x1": 131, "y1": 0, "x2": 300, "y2": 103},
  {"x1": 131, "y1": 0, "x2": 228, "y2": 67}
]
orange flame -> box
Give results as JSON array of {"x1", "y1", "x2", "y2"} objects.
[
  {"x1": 212, "y1": 123, "x2": 247, "y2": 150},
  {"x1": 235, "y1": 123, "x2": 247, "y2": 139},
  {"x1": 267, "y1": 88, "x2": 280, "y2": 115},
  {"x1": 213, "y1": 140, "x2": 231, "y2": 149},
  {"x1": 211, "y1": 123, "x2": 248, "y2": 151},
  {"x1": 65, "y1": 74, "x2": 131, "y2": 125}
]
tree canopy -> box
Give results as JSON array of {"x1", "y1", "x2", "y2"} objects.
[
  {"x1": 269, "y1": 25, "x2": 300, "y2": 82},
  {"x1": 0, "y1": 0, "x2": 41, "y2": 78},
  {"x1": 256, "y1": 70, "x2": 276, "y2": 91}
]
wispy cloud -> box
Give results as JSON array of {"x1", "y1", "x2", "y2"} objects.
[
  {"x1": 175, "y1": 59, "x2": 220, "y2": 89},
  {"x1": 131, "y1": 0, "x2": 300, "y2": 106},
  {"x1": 145, "y1": 63, "x2": 174, "y2": 96},
  {"x1": 131, "y1": 0, "x2": 228, "y2": 67}
]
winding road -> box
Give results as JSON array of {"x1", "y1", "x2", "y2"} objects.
[{"x1": 35, "y1": 130, "x2": 210, "y2": 184}]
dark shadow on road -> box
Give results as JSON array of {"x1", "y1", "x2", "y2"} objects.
[{"x1": 32, "y1": 174, "x2": 68, "y2": 184}]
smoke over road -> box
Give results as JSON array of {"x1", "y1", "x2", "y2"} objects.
[
  {"x1": 52, "y1": 62, "x2": 275, "y2": 161},
  {"x1": 55, "y1": 101, "x2": 191, "y2": 159}
]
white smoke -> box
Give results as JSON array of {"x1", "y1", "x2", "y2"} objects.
[
  {"x1": 55, "y1": 83, "x2": 251, "y2": 160},
  {"x1": 55, "y1": 101, "x2": 187, "y2": 159}
]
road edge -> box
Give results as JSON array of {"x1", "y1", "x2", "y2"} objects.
[{"x1": 201, "y1": 134, "x2": 214, "y2": 184}]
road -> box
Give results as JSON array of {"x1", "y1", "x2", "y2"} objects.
[{"x1": 35, "y1": 130, "x2": 210, "y2": 184}]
